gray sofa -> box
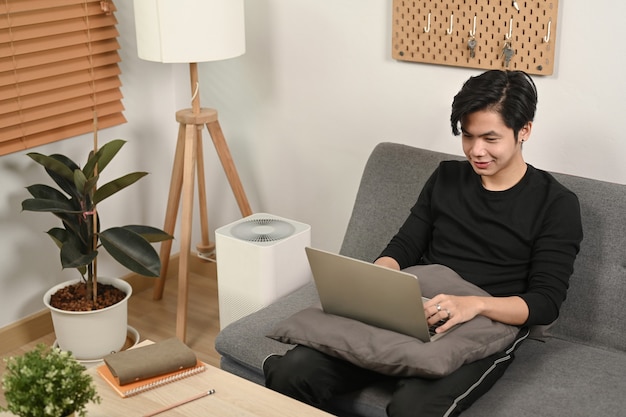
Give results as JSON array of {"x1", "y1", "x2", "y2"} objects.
[{"x1": 215, "y1": 142, "x2": 626, "y2": 416}]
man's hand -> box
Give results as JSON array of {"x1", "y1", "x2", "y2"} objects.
[
  {"x1": 424, "y1": 294, "x2": 529, "y2": 333},
  {"x1": 374, "y1": 256, "x2": 401, "y2": 270},
  {"x1": 424, "y1": 295, "x2": 483, "y2": 333}
]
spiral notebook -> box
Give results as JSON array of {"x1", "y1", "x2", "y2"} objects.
[{"x1": 97, "y1": 359, "x2": 206, "y2": 398}]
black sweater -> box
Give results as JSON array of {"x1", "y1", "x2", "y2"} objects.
[{"x1": 379, "y1": 160, "x2": 583, "y2": 327}]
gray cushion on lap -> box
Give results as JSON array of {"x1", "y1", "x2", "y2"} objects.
[{"x1": 267, "y1": 264, "x2": 519, "y2": 377}]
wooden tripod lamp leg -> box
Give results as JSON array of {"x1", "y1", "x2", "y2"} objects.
[
  {"x1": 176, "y1": 122, "x2": 198, "y2": 341},
  {"x1": 153, "y1": 123, "x2": 187, "y2": 301},
  {"x1": 206, "y1": 120, "x2": 253, "y2": 217},
  {"x1": 194, "y1": 128, "x2": 215, "y2": 260}
]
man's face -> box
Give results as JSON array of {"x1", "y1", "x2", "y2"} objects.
[{"x1": 460, "y1": 110, "x2": 531, "y2": 191}]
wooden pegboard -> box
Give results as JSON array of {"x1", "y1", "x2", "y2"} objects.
[{"x1": 392, "y1": 0, "x2": 558, "y2": 75}]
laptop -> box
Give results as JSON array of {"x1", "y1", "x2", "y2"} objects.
[{"x1": 305, "y1": 247, "x2": 449, "y2": 342}]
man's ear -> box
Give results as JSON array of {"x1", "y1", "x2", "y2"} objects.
[{"x1": 519, "y1": 122, "x2": 533, "y2": 142}]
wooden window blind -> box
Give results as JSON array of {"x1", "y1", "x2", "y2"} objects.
[{"x1": 0, "y1": 0, "x2": 126, "y2": 156}]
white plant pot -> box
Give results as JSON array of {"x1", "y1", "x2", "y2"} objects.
[{"x1": 43, "y1": 277, "x2": 132, "y2": 361}]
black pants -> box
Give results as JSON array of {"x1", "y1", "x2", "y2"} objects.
[{"x1": 264, "y1": 328, "x2": 529, "y2": 417}]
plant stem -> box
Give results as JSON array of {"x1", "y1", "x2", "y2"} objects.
[{"x1": 91, "y1": 110, "x2": 99, "y2": 304}]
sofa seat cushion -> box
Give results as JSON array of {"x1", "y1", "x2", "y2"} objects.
[
  {"x1": 299, "y1": 338, "x2": 626, "y2": 417},
  {"x1": 463, "y1": 337, "x2": 626, "y2": 417}
]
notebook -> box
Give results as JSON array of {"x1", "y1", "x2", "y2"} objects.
[
  {"x1": 305, "y1": 247, "x2": 449, "y2": 342},
  {"x1": 97, "y1": 339, "x2": 207, "y2": 397},
  {"x1": 97, "y1": 359, "x2": 206, "y2": 398}
]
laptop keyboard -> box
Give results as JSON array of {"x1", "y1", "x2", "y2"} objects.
[
  {"x1": 423, "y1": 297, "x2": 448, "y2": 337},
  {"x1": 429, "y1": 320, "x2": 447, "y2": 337}
]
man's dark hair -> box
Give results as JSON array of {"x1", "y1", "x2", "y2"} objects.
[{"x1": 450, "y1": 70, "x2": 538, "y2": 140}]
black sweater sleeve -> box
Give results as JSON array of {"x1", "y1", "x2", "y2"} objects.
[{"x1": 517, "y1": 190, "x2": 583, "y2": 325}]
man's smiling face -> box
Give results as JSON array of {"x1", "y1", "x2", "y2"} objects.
[{"x1": 461, "y1": 110, "x2": 531, "y2": 191}]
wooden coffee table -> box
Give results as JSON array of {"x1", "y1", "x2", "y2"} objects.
[{"x1": 85, "y1": 361, "x2": 334, "y2": 416}]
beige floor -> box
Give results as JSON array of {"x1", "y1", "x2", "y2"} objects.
[{"x1": 0, "y1": 257, "x2": 222, "y2": 408}]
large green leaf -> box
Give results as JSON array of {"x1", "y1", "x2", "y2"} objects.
[
  {"x1": 46, "y1": 227, "x2": 70, "y2": 249},
  {"x1": 122, "y1": 225, "x2": 173, "y2": 242},
  {"x1": 56, "y1": 211, "x2": 89, "y2": 243},
  {"x1": 83, "y1": 139, "x2": 126, "y2": 179},
  {"x1": 73, "y1": 169, "x2": 88, "y2": 197},
  {"x1": 22, "y1": 197, "x2": 79, "y2": 214},
  {"x1": 92, "y1": 172, "x2": 148, "y2": 204},
  {"x1": 29, "y1": 198, "x2": 86, "y2": 243},
  {"x1": 27, "y1": 153, "x2": 75, "y2": 182},
  {"x1": 26, "y1": 184, "x2": 69, "y2": 201},
  {"x1": 27, "y1": 189, "x2": 92, "y2": 248},
  {"x1": 37, "y1": 154, "x2": 82, "y2": 200},
  {"x1": 100, "y1": 227, "x2": 162, "y2": 277},
  {"x1": 47, "y1": 228, "x2": 88, "y2": 275},
  {"x1": 23, "y1": 184, "x2": 85, "y2": 215},
  {"x1": 58, "y1": 233, "x2": 97, "y2": 270}
]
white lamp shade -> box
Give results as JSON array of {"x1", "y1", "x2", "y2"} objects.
[{"x1": 133, "y1": 0, "x2": 246, "y2": 63}]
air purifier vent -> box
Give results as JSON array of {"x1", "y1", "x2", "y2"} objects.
[{"x1": 230, "y1": 218, "x2": 296, "y2": 242}]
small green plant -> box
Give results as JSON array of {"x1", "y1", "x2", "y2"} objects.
[{"x1": 1, "y1": 344, "x2": 100, "y2": 417}]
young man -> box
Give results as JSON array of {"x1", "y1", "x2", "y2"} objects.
[{"x1": 263, "y1": 70, "x2": 583, "y2": 416}]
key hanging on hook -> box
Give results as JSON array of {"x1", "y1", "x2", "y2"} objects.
[
  {"x1": 467, "y1": 35, "x2": 477, "y2": 59},
  {"x1": 502, "y1": 18, "x2": 515, "y2": 67},
  {"x1": 502, "y1": 40, "x2": 515, "y2": 67},
  {"x1": 467, "y1": 15, "x2": 477, "y2": 59}
]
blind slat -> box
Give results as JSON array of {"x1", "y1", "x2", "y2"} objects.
[
  {"x1": 0, "y1": 64, "x2": 120, "y2": 101},
  {"x1": 0, "y1": 39, "x2": 120, "y2": 72},
  {"x1": 0, "y1": 78, "x2": 122, "y2": 119},
  {"x1": 2, "y1": 0, "x2": 98, "y2": 14},
  {"x1": 0, "y1": 52, "x2": 120, "y2": 87},
  {"x1": 1, "y1": 100, "x2": 125, "y2": 142},
  {"x1": 0, "y1": 1, "x2": 116, "y2": 24},
  {"x1": 0, "y1": 113, "x2": 126, "y2": 155},
  {"x1": 0, "y1": 24, "x2": 118, "y2": 57}
]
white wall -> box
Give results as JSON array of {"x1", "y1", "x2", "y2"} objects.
[{"x1": 1, "y1": 1, "x2": 625, "y2": 328}]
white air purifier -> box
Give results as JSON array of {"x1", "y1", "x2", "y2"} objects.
[{"x1": 215, "y1": 213, "x2": 312, "y2": 329}]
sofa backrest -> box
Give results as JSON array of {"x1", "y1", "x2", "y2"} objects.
[{"x1": 340, "y1": 142, "x2": 626, "y2": 352}]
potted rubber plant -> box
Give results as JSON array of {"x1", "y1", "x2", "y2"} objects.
[
  {"x1": 21, "y1": 139, "x2": 172, "y2": 360},
  {"x1": 0, "y1": 344, "x2": 100, "y2": 417}
]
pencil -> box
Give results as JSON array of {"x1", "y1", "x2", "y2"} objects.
[{"x1": 143, "y1": 389, "x2": 216, "y2": 417}]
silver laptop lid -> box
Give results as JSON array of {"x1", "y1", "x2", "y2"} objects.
[{"x1": 305, "y1": 247, "x2": 436, "y2": 342}]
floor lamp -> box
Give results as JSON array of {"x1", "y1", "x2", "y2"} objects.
[{"x1": 133, "y1": 0, "x2": 252, "y2": 341}]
